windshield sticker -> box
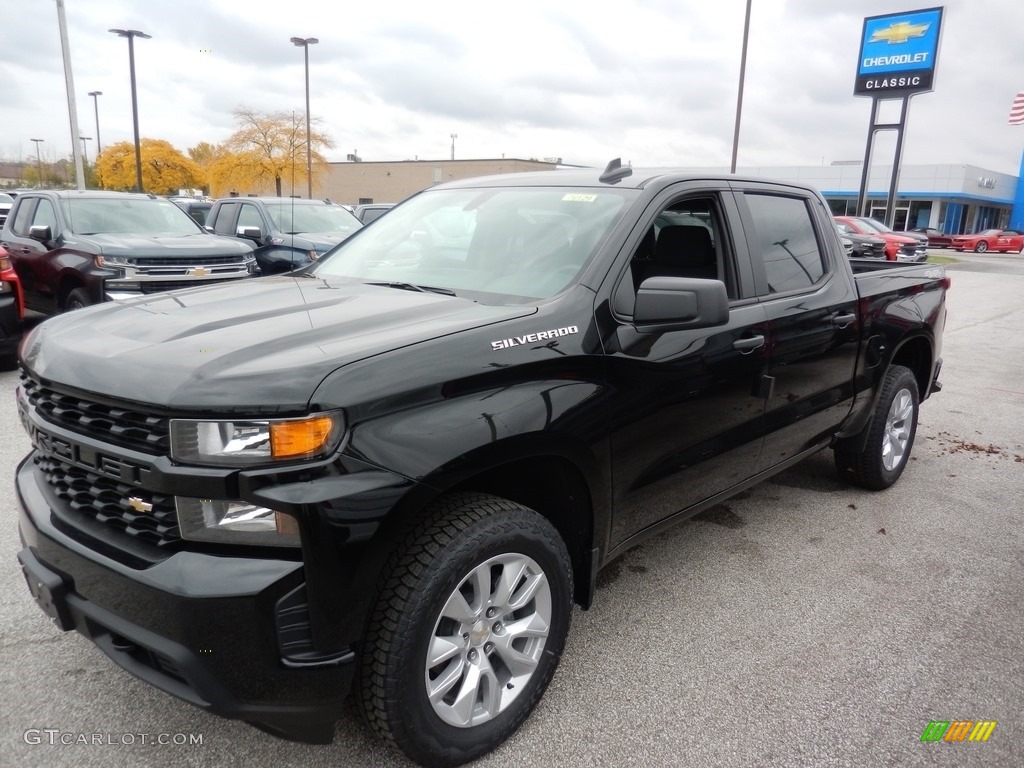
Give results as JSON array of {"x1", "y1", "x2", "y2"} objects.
[
  {"x1": 491, "y1": 325, "x2": 579, "y2": 351},
  {"x1": 561, "y1": 193, "x2": 597, "y2": 202}
]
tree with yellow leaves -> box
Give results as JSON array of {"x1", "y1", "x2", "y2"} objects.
[
  {"x1": 208, "y1": 107, "x2": 333, "y2": 198},
  {"x1": 96, "y1": 139, "x2": 205, "y2": 195}
]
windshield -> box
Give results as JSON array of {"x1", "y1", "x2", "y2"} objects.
[
  {"x1": 311, "y1": 186, "x2": 635, "y2": 302},
  {"x1": 61, "y1": 198, "x2": 203, "y2": 236},
  {"x1": 264, "y1": 202, "x2": 362, "y2": 235}
]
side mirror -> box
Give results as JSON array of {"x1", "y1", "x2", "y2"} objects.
[
  {"x1": 236, "y1": 225, "x2": 264, "y2": 242},
  {"x1": 29, "y1": 224, "x2": 53, "y2": 244},
  {"x1": 634, "y1": 276, "x2": 729, "y2": 333}
]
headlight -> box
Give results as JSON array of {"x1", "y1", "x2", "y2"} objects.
[
  {"x1": 95, "y1": 254, "x2": 134, "y2": 267},
  {"x1": 169, "y1": 413, "x2": 343, "y2": 466},
  {"x1": 175, "y1": 497, "x2": 300, "y2": 547}
]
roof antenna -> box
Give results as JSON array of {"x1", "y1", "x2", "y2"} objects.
[{"x1": 599, "y1": 157, "x2": 632, "y2": 184}]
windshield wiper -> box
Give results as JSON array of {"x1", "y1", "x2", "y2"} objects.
[{"x1": 367, "y1": 281, "x2": 457, "y2": 296}]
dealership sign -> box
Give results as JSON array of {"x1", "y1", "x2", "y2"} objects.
[{"x1": 855, "y1": 7, "x2": 943, "y2": 96}]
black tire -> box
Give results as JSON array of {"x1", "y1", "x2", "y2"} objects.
[
  {"x1": 357, "y1": 492, "x2": 573, "y2": 768},
  {"x1": 834, "y1": 364, "x2": 919, "y2": 490},
  {"x1": 975, "y1": 241, "x2": 987, "y2": 253},
  {"x1": 64, "y1": 287, "x2": 91, "y2": 311}
]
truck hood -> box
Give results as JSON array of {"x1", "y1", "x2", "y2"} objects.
[
  {"x1": 23, "y1": 276, "x2": 536, "y2": 410},
  {"x1": 288, "y1": 232, "x2": 353, "y2": 252},
  {"x1": 81, "y1": 232, "x2": 254, "y2": 257}
]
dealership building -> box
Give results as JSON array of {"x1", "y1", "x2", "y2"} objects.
[{"x1": 320, "y1": 158, "x2": 1022, "y2": 235}]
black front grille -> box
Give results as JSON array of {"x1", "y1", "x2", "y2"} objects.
[
  {"x1": 37, "y1": 454, "x2": 181, "y2": 547},
  {"x1": 135, "y1": 254, "x2": 249, "y2": 267},
  {"x1": 21, "y1": 373, "x2": 169, "y2": 454}
]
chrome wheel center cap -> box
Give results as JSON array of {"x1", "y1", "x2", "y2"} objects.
[{"x1": 470, "y1": 619, "x2": 490, "y2": 646}]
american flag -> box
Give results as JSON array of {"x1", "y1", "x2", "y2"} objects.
[{"x1": 1011, "y1": 91, "x2": 1024, "y2": 125}]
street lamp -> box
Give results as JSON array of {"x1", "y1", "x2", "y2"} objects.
[
  {"x1": 109, "y1": 28, "x2": 151, "y2": 192},
  {"x1": 30, "y1": 138, "x2": 45, "y2": 187},
  {"x1": 450, "y1": 133, "x2": 457, "y2": 161},
  {"x1": 290, "y1": 36, "x2": 318, "y2": 199},
  {"x1": 88, "y1": 90, "x2": 103, "y2": 154}
]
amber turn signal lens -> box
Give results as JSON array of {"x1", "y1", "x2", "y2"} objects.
[{"x1": 270, "y1": 416, "x2": 336, "y2": 459}]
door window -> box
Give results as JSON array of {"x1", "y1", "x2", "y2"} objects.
[
  {"x1": 236, "y1": 203, "x2": 263, "y2": 231},
  {"x1": 212, "y1": 203, "x2": 238, "y2": 235},
  {"x1": 12, "y1": 199, "x2": 36, "y2": 236},
  {"x1": 32, "y1": 199, "x2": 59, "y2": 235},
  {"x1": 744, "y1": 194, "x2": 825, "y2": 294}
]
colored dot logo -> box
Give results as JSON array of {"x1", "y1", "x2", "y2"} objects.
[{"x1": 199, "y1": 49, "x2": 213, "y2": 53}]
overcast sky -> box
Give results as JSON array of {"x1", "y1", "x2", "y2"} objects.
[{"x1": 2, "y1": 0, "x2": 1023, "y2": 176}]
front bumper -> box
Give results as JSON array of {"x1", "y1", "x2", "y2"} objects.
[{"x1": 16, "y1": 454, "x2": 353, "y2": 742}]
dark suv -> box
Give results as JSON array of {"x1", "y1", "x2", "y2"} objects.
[
  {"x1": 206, "y1": 197, "x2": 362, "y2": 274},
  {"x1": 0, "y1": 190, "x2": 257, "y2": 313}
]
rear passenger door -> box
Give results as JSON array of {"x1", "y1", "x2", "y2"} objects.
[{"x1": 731, "y1": 184, "x2": 861, "y2": 473}]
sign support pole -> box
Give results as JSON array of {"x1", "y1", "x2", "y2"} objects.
[{"x1": 856, "y1": 95, "x2": 911, "y2": 227}]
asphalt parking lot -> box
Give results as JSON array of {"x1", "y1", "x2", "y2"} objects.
[{"x1": 1, "y1": 253, "x2": 1021, "y2": 768}]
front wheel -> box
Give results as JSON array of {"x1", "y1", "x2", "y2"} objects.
[
  {"x1": 64, "y1": 287, "x2": 92, "y2": 311},
  {"x1": 834, "y1": 364, "x2": 920, "y2": 490},
  {"x1": 357, "y1": 493, "x2": 573, "y2": 768},
  {"x1": 975, "y1": 241, "x2": 988, "y2": 253}
]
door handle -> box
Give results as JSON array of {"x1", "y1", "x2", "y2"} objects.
[
  {"x1": 831, "y1": 313, "x2": 856, "y2": 328},
  {"x1": 733, "y1": 335, "x2": 765, "y2": 352}
]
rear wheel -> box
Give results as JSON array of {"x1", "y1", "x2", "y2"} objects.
[
  {"x1": 835, "y1": 365, "x2": 919, "y2": 490},
  {"x1": 975, "y1": 241, "x2": 988, "y2": 253},
  {"x1": 64, "y1": 287, "x2": 91, "y2": 311},
  {"x1": 357, "y1": 493, "x2": 573, "y2": 768}
]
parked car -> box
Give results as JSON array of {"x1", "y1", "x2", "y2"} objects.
[
  {"x1": 0, "y1": 190, "x2": 257, "y2": 314},
  {"x1": 0, "y1": 244, "x2": 25, "y2": 368},
  {"x1": 0, "y1": 192, "x2": 13, "y2": 230},
  {"x1": 353, "y1": 203, "x2": 395, "y2": 224},
  {"x1": 948, "y1": 229, "x2": 1024, "y2": 253},
  {"x1": 834, "y1": 216, "x2": 926, "y2": 262},
  {"x1": 858, "y1": 217, "x2": 930, "y2": 248},
  {"x1": 835, "y1": 221, "x2": 887, "y2": 259},
  {"x1": 170, "y1": 197, "x2": 213, "y2": 227},
  {"x1": 909, "y1": 226, "x2": 952, "y2": 248},
  {"x1": 206, "y1": 197, "x2": 363, "y2": 274},
  {"x1": 15, "y1": 166, "x2": 949, "y2": 767}
]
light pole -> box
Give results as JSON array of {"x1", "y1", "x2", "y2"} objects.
[
  {"x1": 88, "y1": 90, "x2": 103, "y2": 154},
  {"x1": 290, "y1": 36, "x2": 318, "y2": 199},
  {"x1": 30, "y1": 138, "x2": 45, "y2": 187},
  {"x1": 450, "y1": 133, "x2": 457, "y2": 161},
  {"x1": 109, "y1": 28, "x2": 151, "y2": 192}
]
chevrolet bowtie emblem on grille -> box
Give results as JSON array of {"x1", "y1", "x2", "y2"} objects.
[
  {"x1": 128, "y1": 496, "x2": 154, "y2": 513},
  {"x1": 870, "y1": 21, "x2": 930, "y2": 44},
  {"x1": 188, "y1": 267, "x2": 210, "y2": 277}
]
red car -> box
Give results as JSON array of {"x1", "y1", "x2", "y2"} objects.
[
  {"x1": 1, "y1": 244, "x2": 26, "y2": 368},
  {"x1": 833, "y1": 216, "x2": 925, "y2": 261},
  {"x1": 948, "y1": 229, "x2": 1024, "y2": 253}
]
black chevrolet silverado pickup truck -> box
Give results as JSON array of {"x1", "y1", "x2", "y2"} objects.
[
  {"x1": 15, "y1": 165, "x2": 947, "y2": 767},
  {"x1": 0, "y1": 190, "x2": 257, "y2": 313}
]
